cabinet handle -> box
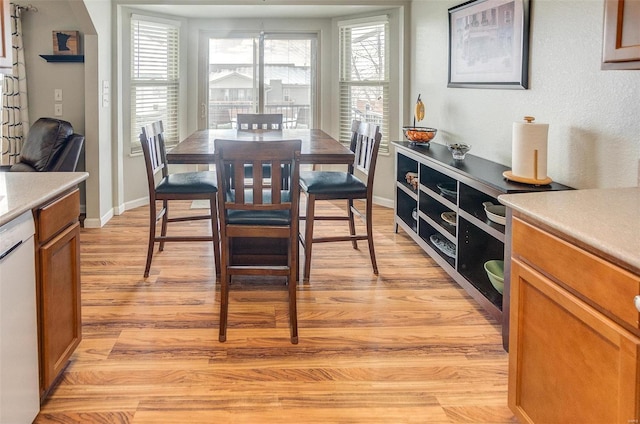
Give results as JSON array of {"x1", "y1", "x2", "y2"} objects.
[{"x1": 635, "y1": 295, "x2": 640, "y2": 312}]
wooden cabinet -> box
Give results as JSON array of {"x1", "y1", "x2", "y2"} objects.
[
  {"x1": 392, "y1": 141, "x2": 571, "y2": 331},
  {"x1": 509, "y1": 216, "x2": 640, "y2": 424},
  {"x1": 0, "y1": 0, "x2": 11, "y2": 70},
  {"x1": 602, "y1": 0, "x2": 640, "y2": 70},
  {"x1": 34, "y1": 188, "x2": 82, "y2": 399}
]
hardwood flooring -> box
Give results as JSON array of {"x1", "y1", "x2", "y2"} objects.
[{"x1": 35, "y1": 200, "x2": 516, "y2": 424}]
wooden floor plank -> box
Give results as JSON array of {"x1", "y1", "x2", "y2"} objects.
[{"x1": 35, "y1": 200, "x2": 515, "y2": 423}]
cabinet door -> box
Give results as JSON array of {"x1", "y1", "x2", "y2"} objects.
[
  {"x1": 39, "y1": 221, "x2": 82, "y2": 395},
  {"x1": 0, "y1": 0, "x2": 11, "y2": 70},
  {"x1": 509, "y1": 259, "x2": 640, "y2": 424}
]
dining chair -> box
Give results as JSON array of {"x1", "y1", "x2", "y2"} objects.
[
  {"x1": 140, "y1": 121, "x2": 221, "y2": 278},
  {"x1": 236, "y1": 113, "x2": 284, "y2": 130},
  {"x1": 215, "y1": 138, "x2": 302, "y2": 344},
  {"x1": 299, "y1": 120, "x2": 382, "y2": 282},
  {"x1": 236, "y1": 113, "x2": 287, "y2": 185}
]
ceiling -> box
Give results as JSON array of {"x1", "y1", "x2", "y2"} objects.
[{"x1": 129, "y1": 4, "x2": 394, "y2": 19}]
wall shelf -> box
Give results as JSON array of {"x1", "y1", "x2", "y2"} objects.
[{"x1": 39, "y1": 55, "x2": 84, "y2": 63}]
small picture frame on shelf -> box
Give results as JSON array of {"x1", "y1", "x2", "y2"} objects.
[{"x1": 52, "y1": 30, "x2": 80, "y2": 55}]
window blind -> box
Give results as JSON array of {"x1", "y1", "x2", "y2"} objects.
[
  {"x1": 338, "y1": 19, "x2": 389, "y2": 153},
  {"x1": 130, "y1": 15, "x2": 180, "y2": 154}
]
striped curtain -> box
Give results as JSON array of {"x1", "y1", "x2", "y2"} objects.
[{"x1": 1, "y1": 3, "x2": 29, "y2": 166}]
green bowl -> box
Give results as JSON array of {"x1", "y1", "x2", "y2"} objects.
[{"x1": 484, "y1": 260, "x2": 505, "y2": 294}]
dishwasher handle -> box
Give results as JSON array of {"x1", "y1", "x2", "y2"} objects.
[{"x1": 0, "y1": 240, "x2": 23, "y2": 262}]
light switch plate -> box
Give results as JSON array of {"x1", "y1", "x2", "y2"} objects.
[
  {"x1": 54, "y1": 103, "x2": 63, "y2": 116},
  {"x1": 54, "y1": 89, "x2": 62, "y2": 102}
]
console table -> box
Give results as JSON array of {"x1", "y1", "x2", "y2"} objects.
[{"x1": 392, "y1": 141, "x2": 571, "y2": 345}]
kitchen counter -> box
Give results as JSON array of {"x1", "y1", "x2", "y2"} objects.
[
  {"x1": 499, "y1": 187, "x2": 640, "y2": 275},
  {"x1": 0, "y1": 172, "x2": 88, "y2": 226}
]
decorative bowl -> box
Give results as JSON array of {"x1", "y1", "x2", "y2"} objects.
[
  {"x1": 403, "y1": 126, "x2": 437, "y2": 143},
  {"x1": 447, "y1": 143, "x2": 471, "y2": 160},
  {"x1": 484, "y1": 260, "x2": 505, "y2": 294}
]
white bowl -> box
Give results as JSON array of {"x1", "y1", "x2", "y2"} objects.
[{"x1": 482, "y1": 202, "x2": 506, "y2": 225}]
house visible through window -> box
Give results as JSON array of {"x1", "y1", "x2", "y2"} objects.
[
  {"x1": 338, "y1": 17, "x2": 389, "y2": 152},
  {"x1": 206, "y1": 33, "x2": 316, "y2": 129},
  {"x1": 130, "y1": 15, "x2": 180, "y2": 154}
]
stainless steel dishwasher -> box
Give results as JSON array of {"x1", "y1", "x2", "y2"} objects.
[{"x1": 0, "y1": 210, "x2": 40, "y2": 423}]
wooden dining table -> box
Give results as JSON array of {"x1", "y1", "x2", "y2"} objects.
[
  {"x1": 167, "y1": 128, "x2": 354, "y2": 166},
  {"x1": 166, "y1": 128, "x2": 354, "y2": 269}
]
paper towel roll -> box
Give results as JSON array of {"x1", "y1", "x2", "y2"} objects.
[{"x1": 512, "y1": 118, "x2": 549, "y2": 180}]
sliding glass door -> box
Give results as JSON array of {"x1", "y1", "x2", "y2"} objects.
[{"x1": 205, "y1": 32, "x2": 316, "y2": 129}]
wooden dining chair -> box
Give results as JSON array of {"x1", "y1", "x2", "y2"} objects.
[
  {"x1": 237, "y1": 113, "x2": 284, "y2": 130},
  {"x1": 140, "y1": 121, "x2": 221, "y2": 278},
  {"x1": 236, "y1": 113, "x2": 287, "y2": 185},
  {"x1": 215, "y1": 138, "x2": 302, "y2": 343},
  {"x1": 299, "y1": 120, "x2": 382, "y2": 282}
]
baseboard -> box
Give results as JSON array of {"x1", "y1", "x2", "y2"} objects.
[
  {"x1": 123, "y1": 196, "x2": 149, "y2": 213},
  {"x1": 83, "y1": 208, "x2": 114, "y2": 228},
  {"x1": 373, "y1": 195, "x2": 393, "y2": 209}
]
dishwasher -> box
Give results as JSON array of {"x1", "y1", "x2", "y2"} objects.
[{"x1": 0, "y1": 211, "x2": 40, "y2": 424}]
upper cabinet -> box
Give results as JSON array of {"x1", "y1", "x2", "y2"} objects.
[
  {"x1": 602, "y1": 0, "x2": 640, "y2": 69},
  {"x1": 0, "y1": 0, "x2": 10, "y2": 70}
]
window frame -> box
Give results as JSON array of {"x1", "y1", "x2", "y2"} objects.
[
  {"x1": 338, "y1": 16, "x2": 390, "y2": 153},
  {"x1": 128, "y1": 13, "x2": 182, "y2": 155}
]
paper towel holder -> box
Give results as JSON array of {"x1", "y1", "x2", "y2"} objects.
[{"x1": 503, "y1": 115, "x2": 553, "y2": 185}]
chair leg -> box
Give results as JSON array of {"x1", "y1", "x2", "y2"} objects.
[
  {"x1": 347, "y1": 199, "x2": 357, "y2": 249},
  {"x1": 303, "y1": 194, "x2": 316, "y2": 282},
  {"x1": 218, "y1": 262, "x2": 229, "y2": 343},
  {"x1": 289, "y1": 236, "x2": 299, "y2": 344},
  {"x1": 365, "y1": 199, "x2": 378, "y2": 275},
  {"x1": 209, "y1": 196, "x2": 221, "y2": 277},
  {"x1": 144, "y1": 200, "x2": 157, "y2": 278},
  {"x1": 159, "y1": 200, "x2": 168, "y2": 252}
]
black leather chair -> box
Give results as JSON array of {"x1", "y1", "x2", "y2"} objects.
[{"x1": 9, "y1": 117, "x2": 84, "y2": 172}]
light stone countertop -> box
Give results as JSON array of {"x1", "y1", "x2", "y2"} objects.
[
  {"x1": 0, "y1": 172, "x2": 89, "y2": 226},
  {"x1": 499, "y1": 187, "x2": 640, "y2": 275}
]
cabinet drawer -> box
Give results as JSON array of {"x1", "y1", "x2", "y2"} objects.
[
  {"x1": 37, "y1": 189, "x2": 80, "y2": 243},
  {"x1": 512, "y1": 217, "x2": 640, "y2": 331}
]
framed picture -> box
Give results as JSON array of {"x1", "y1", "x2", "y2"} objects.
[
  {"x1": 52, "y1": 30, "x2": 80, "y2": 55},
  {"x1": 448, "y1": 0, "x2": 530, "y2": 89}
]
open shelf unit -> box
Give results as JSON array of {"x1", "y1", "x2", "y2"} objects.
[{"x1": 393, "y1": 141, "x2": 572, "y2": 324}]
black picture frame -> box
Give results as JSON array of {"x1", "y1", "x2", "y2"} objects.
[{"x1": 448, "y1": 0, "x2": 530, "y2": 89}]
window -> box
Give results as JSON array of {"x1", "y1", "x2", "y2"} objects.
[
  {"x1": 206, "y1": 33, "x2": 316, "y2": 129},
  {"x1": 339, "y1": 17, "x2": 389, "y2": 152},
  {"x1": 130, "y1": 15, "x2": 180, "y2": 154}
]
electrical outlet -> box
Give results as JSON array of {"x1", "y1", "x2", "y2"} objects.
[
  {"x1": 54, "y1": 103, "x2": 63, "y2": 116},
  {"x1": 54, "y1": 89, "x2": 63, "y2": 102}
]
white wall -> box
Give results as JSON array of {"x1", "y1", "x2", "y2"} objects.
[
  {"x1": 19, "y1": 0, "x2": 114, "y2": 226},
  {"x1": 410, "y1": 0, "x2": 639, "y2": 189}
]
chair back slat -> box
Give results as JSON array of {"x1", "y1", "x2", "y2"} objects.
[
  {"x1": 215, "y1": 139, "x2": 301, "y2": 215},
  {"x1": 237, "y1": 113, "x2": 284, "y2": 130},
  {"x1": 140, "y1": 121, "x2": 169, "y2": 191},
  {"x1": 350, "y1": 121, "x2": 382, "y2": 185}
]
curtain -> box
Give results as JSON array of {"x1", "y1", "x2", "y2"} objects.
[{"x1": 1, "y1": 3, "x2": 29, "y2": 166}]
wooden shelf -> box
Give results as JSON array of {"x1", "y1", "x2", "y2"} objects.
[{"x1": 39, "y1": 55, "x2": 84, "y2": 63}]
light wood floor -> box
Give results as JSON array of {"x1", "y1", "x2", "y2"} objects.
[{"x1": 35, "y1": 200, "x2": 516, "y2": 424}]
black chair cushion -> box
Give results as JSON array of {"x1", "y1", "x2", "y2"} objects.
[
  {"x1": 225, "y1": 189, "x2": 291, "y2": 226},
  {"x1": 299, "y1": 171, "x2": 367, "y2": 196},
  {"x1": 156, "y1": 171, "x2": 218, "y2": 195}
]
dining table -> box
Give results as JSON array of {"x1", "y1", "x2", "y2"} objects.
[
  {"x1": 166, "y1": 128, "x2": 354, "y2": 270},
  {"x1": 166, "y1": 128, "x2": 354, "y2": 166}
]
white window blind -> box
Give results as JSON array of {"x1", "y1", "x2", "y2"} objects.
[
  {"x1": 339, "y1": 18, "x2": 389, "y2": 153},
  {"x1": 130, "y1": 15, "x2": 180, "y2": 154}
]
